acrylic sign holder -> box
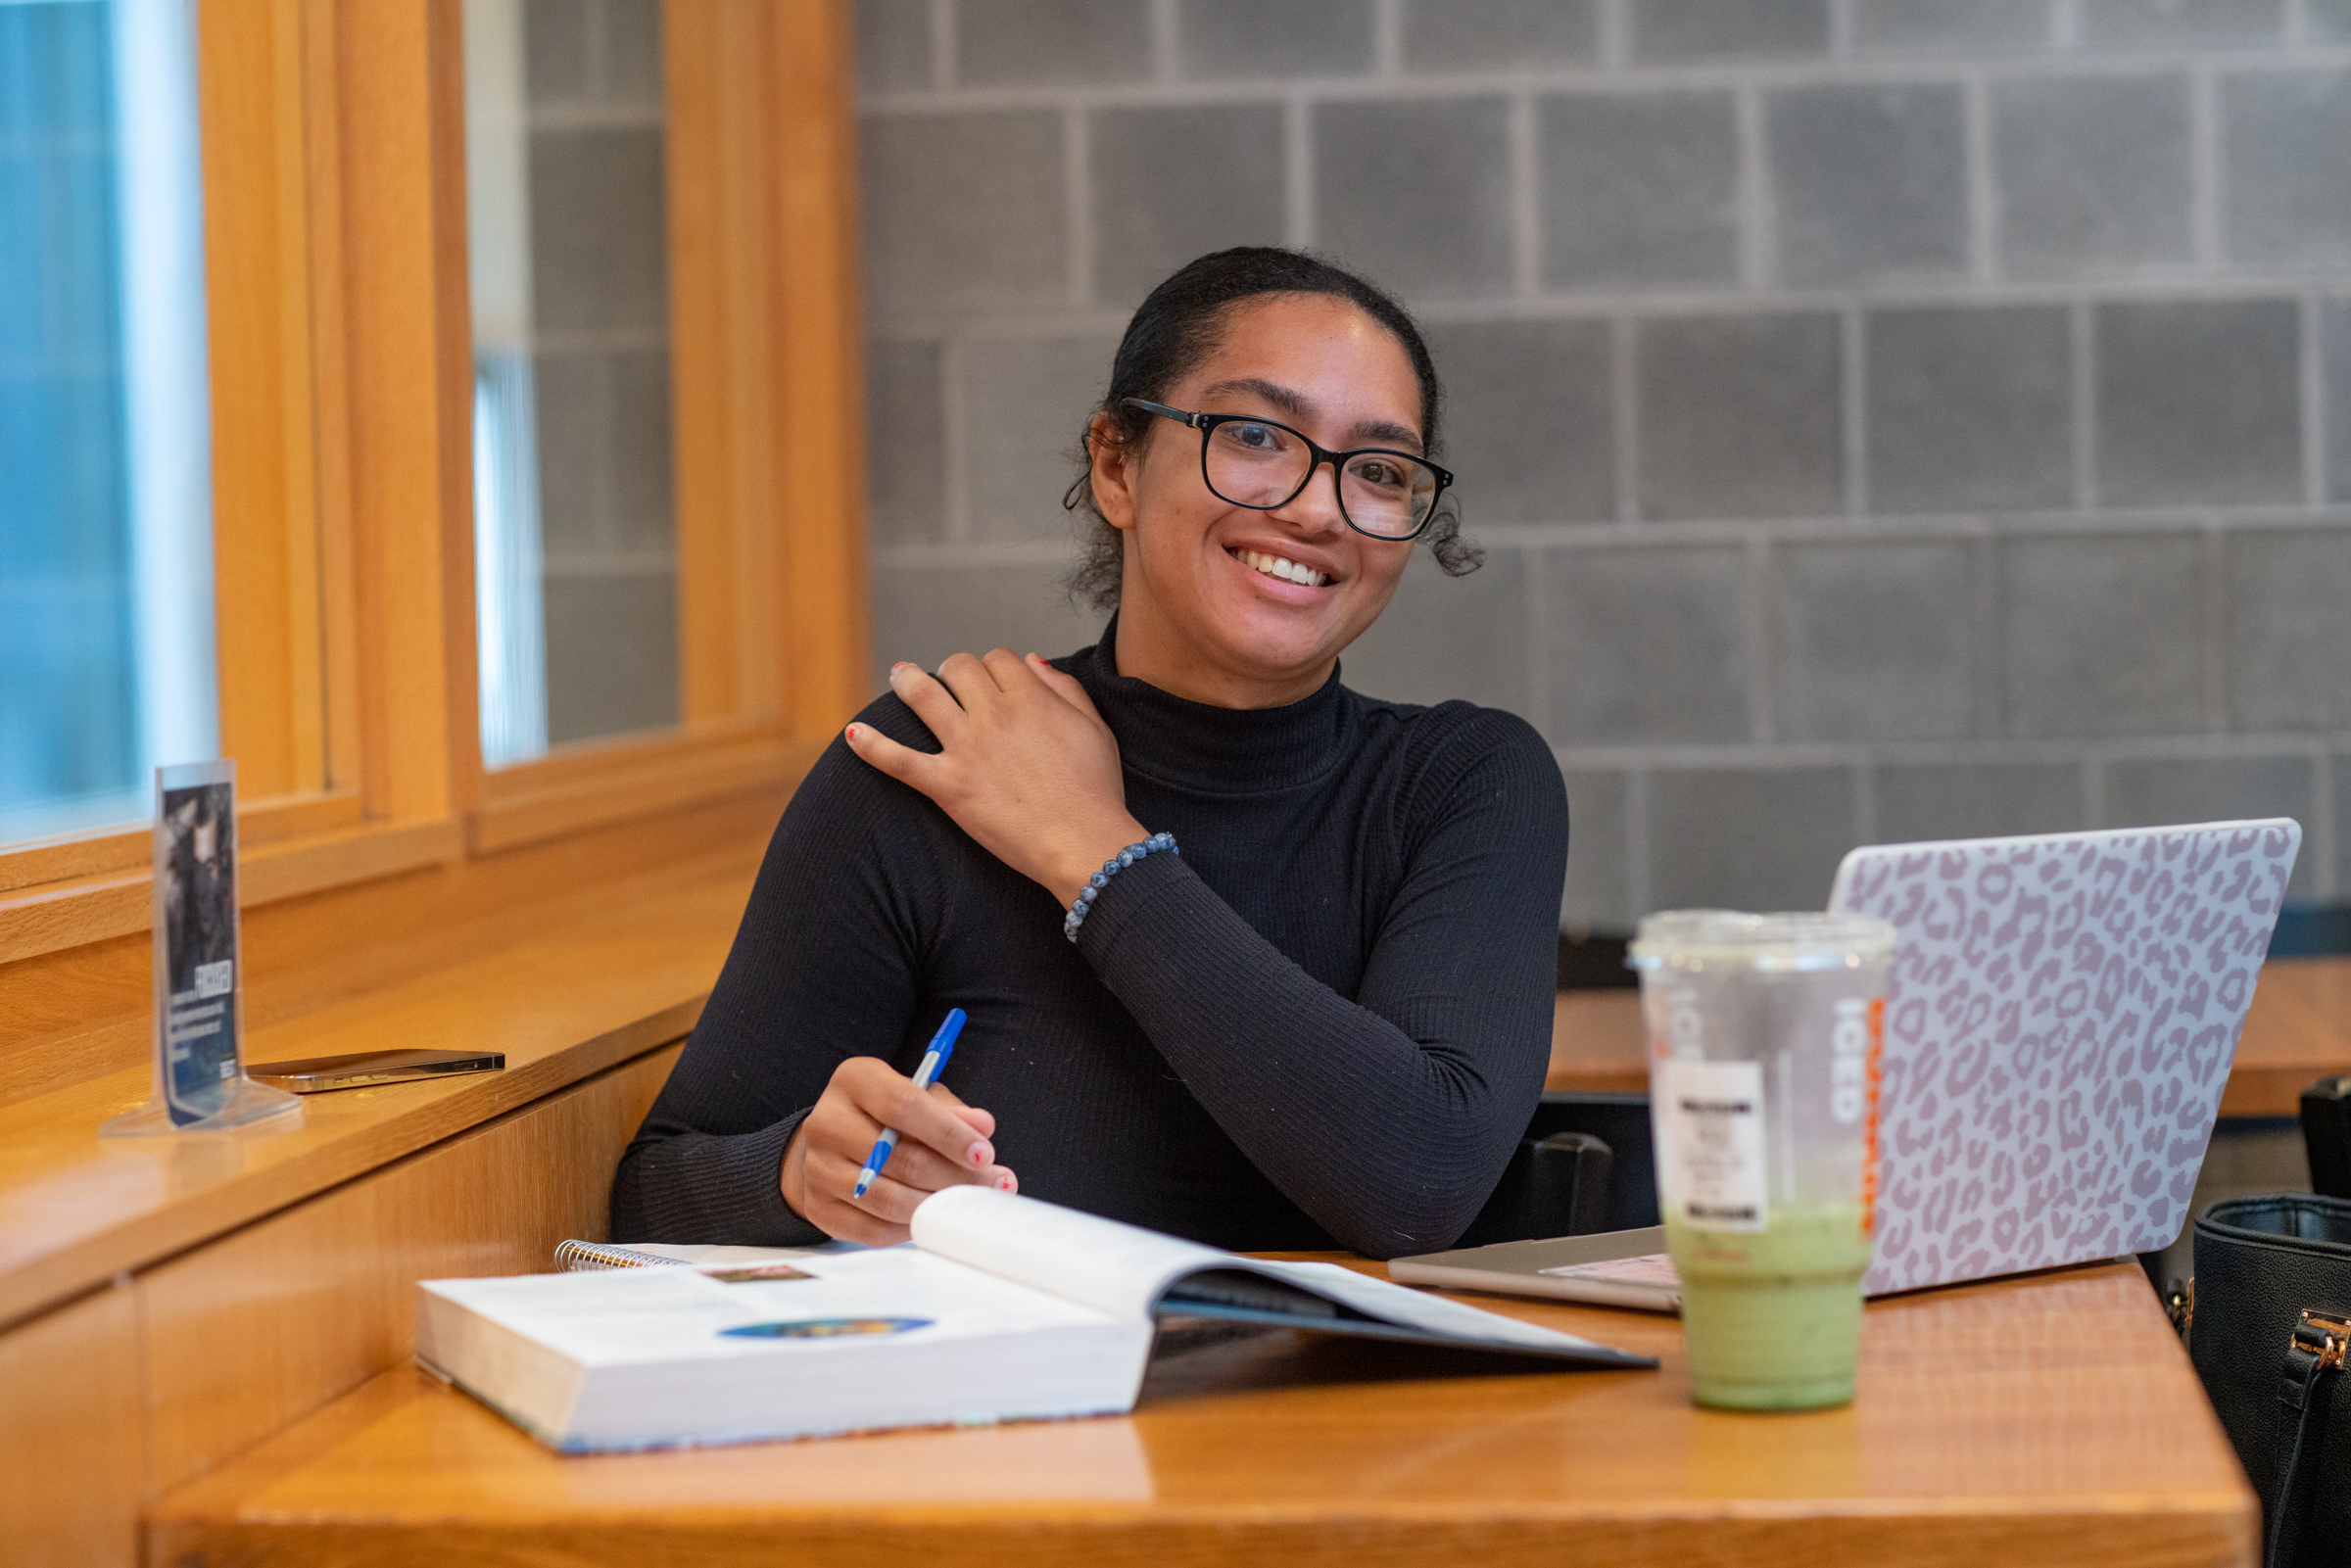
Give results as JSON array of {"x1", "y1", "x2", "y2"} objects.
[{"x1": 100, "y1": 760, "x2": 302, "y2": 1137}]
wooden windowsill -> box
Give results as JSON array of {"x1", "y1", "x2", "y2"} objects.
[
  {"x1": 470, "y1": 724, "x2": 824, "y2": 856},
  {"x1": 0, "y1": 810, "x2": 461, "y2": 969},
  {"x1": 0, "y1": 856, "x2": 758, "y2": 1332},
  {"x1": 0, "y1": 791, "x2": 365, "y2": 897}
]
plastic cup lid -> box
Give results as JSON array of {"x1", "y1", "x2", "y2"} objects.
[{"x1": 1627, "y1": 910, "x2": 1896, "y2": 973}]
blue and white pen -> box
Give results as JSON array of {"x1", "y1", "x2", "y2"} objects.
[{"x1": 850, "y1": 1008, "x2": 968, "y2": 1200}]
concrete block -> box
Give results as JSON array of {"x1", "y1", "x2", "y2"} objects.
[
  {"x1": 2095, "y1": 300, "x2": 2301, "y2": 507},
  {"x1": 600, "y1": 0, "x2": 662, "y2": 102},
  {"x1": 855, "y1": 0, "x2": 933, "y2": 94},
  {"x1": 2327, "y1": 301, "x2": 2351, "y2": 503},
  {"x1": 861, "y1": 111, "x2": 1067, "y2": 317},
  {"x1": 2227, "y1": 529, "x2": 2351, "y2": 731},
  {"x1": 1994, "y1": 74, "x2": 2192, "y2": 277},
  {"x1": 1768, "y1": 83, "x2": 1967, "y2": 285},
  {"x1": 1538, "y1": 91, "x2": 1741, "y2": 288},
  {"x1": 1545, "y1": 546, "x2": 1751, "y2": 744},
  {"x1": 1089, "y1": 104, "x2": 1287, "y2": 309},
  {"x1": 531, "y1": 348, "x2": 609, "y2": 554},
  {"x1": 1635, "y1": 312, "x2": 1844, "y2": 520},
  {"x1": 524, "y1": 0, "x2": 659, "y2": 104},
  {"x1": 1560, "y1": 769, "x2": 1632, "y2": 930},
  {"x1": 2224, "y1": 70, "x2": 2351, "y2": 268},
  {"x1": 1999, "y1": 534, "x2": 2204, "y2": 736},
  {"x1": 2077, "y1": 0, "x2": 2283, "y2": 45},
  {"x1": 1647, "y1": 766, "x2": 1856, "y2": 912},
  {"x1": 2338, "y1": 753, "x2": 2351, "y2": 896},
  {"x1": 528, "y1": 346, "x2": 670, "y2": 554},
  {"x1": 869, "y1": 560, "x2": 1107, "y2": 690},
  {"x1": 960, "y1": 332, "x2": 1122, "y2": 543},
  {"x1": 958, "y1": 0, "x2": 1150, "y2": 86},
  {"x1": 1402, "y1": 0, "x2": 1598, "y2": 70},
  {"x1": 544, "y1": 569, "x2": 681, "y2": 744},
  {"x1": 608, "y1": 346, "x2": 673, "y2": 550},
  {"x1": 529, "y1": 125, "x2": 669, "y2": 333},
  {"x1": 2312, "y1": 0, "x2": 2351, "y2": 40},
  {"x1": 1316, "y1": 97, "x2": 1515, "y2": 300},
  {"x1": 866, "y1": 339, "x2": 946, "y2": 548},
  {"x1": 1773, "y1": 541, "x2": 1975, "y2": 741},
  {"x1": 1873, "y1": 762, "x2": 2084, "y2": 843},
  {"x1": 1866, "y1": 306, "x2": 2073, "y2": 514},
  {"x1": 1851, "y1": 0, "x2": 2051, "y2": 50},
  {"x1": 1176, "y1": 0, "x2": 1375, "y2": 78},
  {"x1": 1339, "y1": 546, "x2": 1531, "y2": 716},
  {"x1": 524, "y1": 0, "x2": 589, "y2": 101},
  {"x1": 1422, "y1": 318, "x2": 1614, "y2": 524},
  {"x1": 1630, "y1": 0, "x2": 1828, "y2": 60},
  {"x1": 2102, "y1": 755, "x2": 2317, "y2": 895}
]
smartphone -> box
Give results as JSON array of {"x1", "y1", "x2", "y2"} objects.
[{"x1": 245, "y1": 1048, "x2": 504, "y2": 1093}]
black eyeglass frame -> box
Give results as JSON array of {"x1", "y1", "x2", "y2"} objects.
[{"x1": 1122, "y1": 398, "x2": 1453, "y2": 543}]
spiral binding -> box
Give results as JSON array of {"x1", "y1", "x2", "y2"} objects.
[{"x1": 552, "y1": 1239, "x2": 680, "y2": 1271}]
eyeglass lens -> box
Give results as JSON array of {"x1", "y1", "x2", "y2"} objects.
[{"x1": 1203, "y1": 419, "x2": 1436, "y2": 538}]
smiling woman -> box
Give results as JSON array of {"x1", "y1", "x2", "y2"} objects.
[{"x1": 612, "y1": 248, "x2": 1566, "y2": 1261}]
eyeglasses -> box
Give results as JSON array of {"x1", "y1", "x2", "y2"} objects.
[{"x1": 1123, "y1": 398, "x2": 1452, "y2": 543}]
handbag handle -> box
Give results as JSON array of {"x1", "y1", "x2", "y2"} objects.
[{"x1": 2268, "y1": 1308, "x2": 2351, "y2": 1568}]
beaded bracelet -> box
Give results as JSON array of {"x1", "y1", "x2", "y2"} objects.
[{"x1": 1063, "y1": 832, "x2": 1178, "y2": 942}]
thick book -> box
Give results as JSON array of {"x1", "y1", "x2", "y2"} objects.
[{"x1": 415, "y1": 1188, "x2": 1655, "y2": 1451}]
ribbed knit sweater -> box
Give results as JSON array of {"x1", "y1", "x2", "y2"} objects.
[{"x1": 609, "y1": 619, "x2": 1568, "y2": 1259}]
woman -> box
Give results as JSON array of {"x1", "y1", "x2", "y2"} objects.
[{"x1": 612, "y1": 248, "x2": 1566, "y2": 1260}]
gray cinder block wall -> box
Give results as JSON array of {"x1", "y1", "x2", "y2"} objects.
[{"x1": 853, "y1": 0, "x2": 2351, "y2": 931}]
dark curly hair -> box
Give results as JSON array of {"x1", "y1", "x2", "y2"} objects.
[{"x1": 1062, "y1": 247, "x2": 1480, "y2": 610}]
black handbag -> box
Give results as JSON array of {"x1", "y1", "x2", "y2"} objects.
[{"x1": 2189, "y1": 1195, "x2": 2351, "y2": 1568}]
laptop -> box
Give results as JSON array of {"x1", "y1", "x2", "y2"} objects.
[{"x1": 1392, "y1": 819, "x2": 2302, "y2": 1307}]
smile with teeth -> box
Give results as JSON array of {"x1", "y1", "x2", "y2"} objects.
[{"x1": 1233, "y1": 547, "x2": 1331, "y2": 589}]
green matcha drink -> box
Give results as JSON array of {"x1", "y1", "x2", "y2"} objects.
[
  {"x1": 1632, "y1": 912, "x2": 1895, "y2": 1413},
  {"x1": 1667, "y1": 1205, "x2": 1874, "y2": 1409}
]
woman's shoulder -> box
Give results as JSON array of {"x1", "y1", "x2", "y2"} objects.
[
  {"x1": 775, "y1": 689, "x2": 948, "y2": 832},
  {"x1": 1342, "y1": 685, "x2": 1552, "y2": 763},
  {"x1": 1338, "y1": 687, "x2": 1562, "y2": 809}
]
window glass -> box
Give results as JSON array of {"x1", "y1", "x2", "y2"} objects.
[
  {"x1": 0, "y1": 0, "x2": 216, "y2": 844},
  {"x1": 464, "y1": 0, "x2": 678, "y2": 766}
]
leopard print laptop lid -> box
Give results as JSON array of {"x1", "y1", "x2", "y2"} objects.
[{"x1": 1829, "y1": 819, "x2": 2301, "y2": 1296}]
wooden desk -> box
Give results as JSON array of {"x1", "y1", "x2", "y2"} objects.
[
  {"x1": 0, "y1": 851, "x2": 765, "y2": 1566},
  {"x1": 1549, "y1": 955, "x2": 2351, "y2": 1118},
  {"x1": 149, "y1": 1259, "x2": 2253, "y2": 1568}
]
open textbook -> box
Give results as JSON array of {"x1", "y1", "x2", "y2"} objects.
[{"x1": 416, "y1": 1187, "x2": 1655, "y2": 1451}]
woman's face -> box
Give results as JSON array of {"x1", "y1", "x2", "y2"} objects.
[{"x1": 1093, "y1": 293, "x2": 1424, "y2": 707}]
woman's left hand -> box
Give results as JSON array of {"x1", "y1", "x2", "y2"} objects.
[{"x1": 845, "y1": 651, "x2": 1149, "y2": 908}]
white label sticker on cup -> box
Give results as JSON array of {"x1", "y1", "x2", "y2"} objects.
[{"x1": 1660, "y1": 1058, "x2": 1768, "y2": 1234}]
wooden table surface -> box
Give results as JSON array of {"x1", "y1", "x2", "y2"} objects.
[
  {"x1": 1550, "y1": 954, "x2": 2351, "y2": 1118},
  {"x1": 147, "y1": 1258, "x2": 2254, "y2": 1568}
]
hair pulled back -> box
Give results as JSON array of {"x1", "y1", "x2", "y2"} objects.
[{"x1": 1063, "y1": 247, "x2": 1480, "y2": 610}]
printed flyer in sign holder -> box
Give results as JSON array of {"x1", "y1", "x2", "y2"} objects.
[{"x1": 100, "y1": 761, "x2": 303, "y2": 1137}]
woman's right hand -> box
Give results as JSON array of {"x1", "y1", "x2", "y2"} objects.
[{"x1": 779, "y1": 1056, "x2": 1018, "y2": 1246}]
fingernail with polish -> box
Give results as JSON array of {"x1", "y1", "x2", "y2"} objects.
[
  {"x1": 995, "y1": 1173, "x2": 1014, "y2": 1191},
  {"x1": 968, "y1": 1142, "x2": 992, "y2": 1167}
]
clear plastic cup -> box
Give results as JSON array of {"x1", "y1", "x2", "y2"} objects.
[{"x1": 1629, "y1": 911, "x2": 1896, "y2": 1411}]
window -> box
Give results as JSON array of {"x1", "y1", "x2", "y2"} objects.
[
  {"x1": 0, "y1": 0, "x2": 868, "y2": 974},
  {"x1": 0, "y1": 0, "x2": 216, "y2": 843},
  {"x1": 463, "y1": 0, "x2": 680, "y2": 767}
]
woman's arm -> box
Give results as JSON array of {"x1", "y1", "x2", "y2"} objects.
[
  {"x1": 609, "y1": 716, "x2": 1008, "y2": 1245},
  {"x1": 1071, "y1": 713, "x2": 1564, "y2": 1258}
]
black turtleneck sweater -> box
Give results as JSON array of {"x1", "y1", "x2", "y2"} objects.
[{"x1": 609, "y1": 622, "x2": 1568, "y2": 1259}]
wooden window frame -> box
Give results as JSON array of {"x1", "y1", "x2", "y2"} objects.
[{"x1": 0, "y1": 0, "x2": 867, "y2": 967}]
